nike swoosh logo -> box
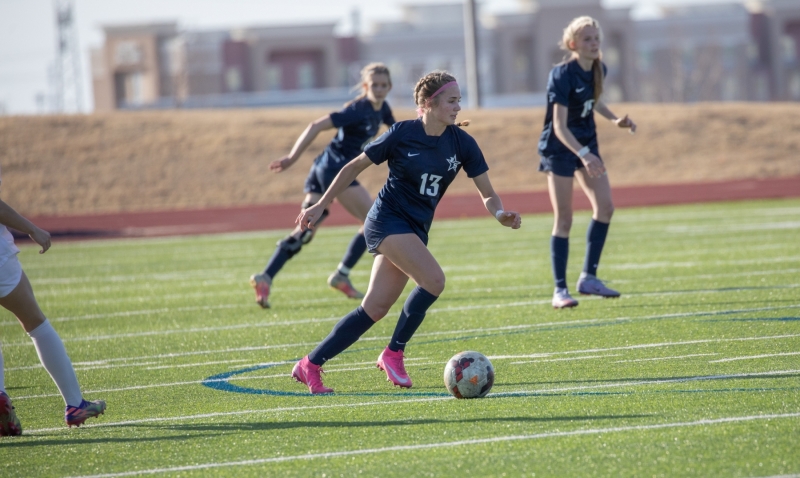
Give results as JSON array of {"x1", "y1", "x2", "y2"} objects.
[
  {"x1": 408, "y1": 152, "x2": 419, "y2": 157},
  {"x1": 576, "y1": 87, "x2": 585, "y2": 92},
  {"x1": 387, "y1": 366, "x2": 410, "y2": 384}
]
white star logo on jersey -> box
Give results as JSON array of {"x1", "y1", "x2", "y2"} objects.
[{"x1": 446, "y1": 155, "x2": 460, "y2": 172}]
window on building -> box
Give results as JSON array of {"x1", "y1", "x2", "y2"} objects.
[
  {"x1": 225, "y1": 67, "x2": 242, "y2": 92},
  {"x1": 267, "y1": 65, "x2": 282, "y2": 91},
  {"x1": 298, "y1": 62, "x2": 315, "y2": 89}
]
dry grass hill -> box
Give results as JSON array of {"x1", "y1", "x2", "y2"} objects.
[{"x1": 1, "y1": 103, "x2": 799, "y2": 216}]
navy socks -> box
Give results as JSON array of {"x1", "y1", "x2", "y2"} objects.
[
  {"x1": 340, "y1": 233, "x2": 367, "y2": 272},
  {"x1": 389, "y1": 287, "x2": 439, "y2": 352},
  {"x1": 263, "y1": 247, "x2": 290, "y2": 279},
  {"x1": 583, "y1": 220, "x2": 610, "y2": 276},
  {"x1": 551, "y1": 236, "x2": 569, "y2": 289},
  {"x1": 308, "y1": 306, "x2": 375, "y2": 365}
]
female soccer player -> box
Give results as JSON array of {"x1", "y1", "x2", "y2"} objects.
[
  {"x1": 250, "y1": 63, "x2": 395, "y2": 308},
  {"x1": 538, "y1": 16, "x2": 636, "y2": 309},
  {"x1": 291, "y1": 71, "x2": 522, "y2": 394},
  {"x1": 0, "y1": 173, "x2": 106, "y2": 436}
]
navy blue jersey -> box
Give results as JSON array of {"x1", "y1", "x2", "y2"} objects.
[
  {"x1": 364, "y1": 119, "x2": 489, "y2": 239},
  {"x1": 538, "y1": 60, "x2": 607, "y2": 158},
  {"x1": 319, "y1": 98, "x2": 395, "y2": 169}
]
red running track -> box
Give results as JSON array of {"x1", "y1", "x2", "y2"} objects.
[{"x1": 25, "y1": 176, "x2": 800, "y2": 240}]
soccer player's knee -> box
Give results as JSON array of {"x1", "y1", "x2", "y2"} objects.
[
  {"x1": 427, "y1": 274, "x2": 446, "y2": 296},
  {"x1": 276, "y1": 236, "x2": 303, "y2": 258}
]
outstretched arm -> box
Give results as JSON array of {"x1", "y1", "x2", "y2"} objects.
[
  {"x1": 297, "y1": 153, "x2": 374, "y2": 231},
  {"x1": 595, "y1": 101, "x2": 636, "y2": 133},
  {"x1": 270, "y1": 115, "x2": 335, "y2": 173},
  {"x1": 0, "y1": 199, "x2": 51, "y2": 253},
  {"x1": 472, "y1": 172, "x2": 521, "y2": 229}
]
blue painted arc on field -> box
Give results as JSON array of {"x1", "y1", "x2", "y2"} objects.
[{"x1": 202, "y1": 362, "x2": 450, "y2": 397}]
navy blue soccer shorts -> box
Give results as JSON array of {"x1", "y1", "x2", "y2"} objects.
[
  {"x1": 538, "y1": 148, "x2": 601, "y2": 178},
  {"x1": 303, "y1": 156, "x2": 360, "y2": 194},
  {"x1": 364, "y1": 215, "x2": 428, "y2": 254}
]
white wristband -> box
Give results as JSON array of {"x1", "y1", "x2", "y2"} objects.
[
  {"x1": 495, "y1": 209, "x2": 505, "y2": 221},
  {"x1": 576, "y1": 146, "x2": 590, "y2": 159}
]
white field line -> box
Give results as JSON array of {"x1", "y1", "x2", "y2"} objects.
[
  {"x1": 5, "y1": 303, "x2": 800, "y2": 371},
  {"x1": 23, "y1": 369, "x2": 800, "y2": 435},
  {"x1": 67, "y1": 412, "x2": 800, "y2": 478},
  {"x1": 488, "y1": 370, "x2": 800, "y2": 398},
  {"x1": 144, "y1": 359, "x2": 252, "y2": 371},
  {"x1": 613, "y1": 353, "x2": 719, "y2": 363},
  {"x1": 510, "y1": 354, "x2": 621, "y2": 364},
  {"x1": 709, "y1": 352, "x2": 800, "y2": 363},
  {"x1": 489, "y1": 333, "x2": 800, "y2": 360},
  {"x1": 7, "y1": 277, "x2": 800, "y2": 329}
]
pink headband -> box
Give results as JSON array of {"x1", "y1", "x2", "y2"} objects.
[{"x1": 417, "y1": 81, "x2": 458, "y2": 116}]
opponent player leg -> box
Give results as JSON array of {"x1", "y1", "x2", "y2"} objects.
[
  {"x1": 575, "y1": 170, "x2": 619, "y2": 298},
  {"x1": 327, "y1": 184, "x2": 373, "y2": 299},
  {"x1": 548, "y1": 173, "x2": 579, "y2": 308},
  {"x1": 292, "y1": 253, "x2": 408, "y2": 394},
  {"x1": 250, "y1": 192, "x2": 325, "y2": 308},
  {"x1": 0, "y1": 267, "x2": 105, "y2": 428},
  {"x1": 373, "y1": 234, "x2": 443, "y2": 387}
]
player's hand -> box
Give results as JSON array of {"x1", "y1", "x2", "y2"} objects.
[
  {"x1": 497, "y1": 211, "x2": 521, "y2": 229},
  {"x1": 615, "y1": 115, "x2": 636, "y2": 134},
  {"x1": 296, "y1": 203, "x2": 326, "y2": 231},
  {"x1": 29, "y1": 227, "x2": 51, "y2": 254},
  {"x1": 581, "y1": 152, "x2": 606, "y2": 179},
  {"x1": 269, "y1": 156, "x2": 293, "y2": 173}
]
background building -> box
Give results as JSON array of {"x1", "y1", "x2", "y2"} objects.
[{"x1": 90, "y1": 0, "x2": 800, "y2": 111}]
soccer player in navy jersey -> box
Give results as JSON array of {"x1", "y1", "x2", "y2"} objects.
[
  {"x1": 250, "y1": 63, "x2": 396, "y2": 308},
  {"x1": 538, "y1": 16, "x2": 637, "y2": 309},
  {"x1": 290, "y1": 71, "x2": 521, "y2": 394}
]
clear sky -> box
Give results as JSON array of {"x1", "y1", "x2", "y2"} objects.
[{"x1": 0, "y1": 0, "x2": 748, "y2": 115}]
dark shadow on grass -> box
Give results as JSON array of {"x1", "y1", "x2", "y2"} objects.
[
  {"x1": 123, "y1": 413, "x2": 653, "y2": 433},
  {"x1": 707, "y1": 316, "x2": 800, "y2": 322},
  {"x1": 0, "y1": 434, "x2": 194, "y2": 449}
]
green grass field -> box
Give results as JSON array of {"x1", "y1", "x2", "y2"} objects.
[{"x1": 2, "y1": 198, "x2": 799, "y2": 477}]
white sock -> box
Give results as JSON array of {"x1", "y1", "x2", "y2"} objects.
[
  {"x1": 0, "y1": 344, "x2": 5, "y2": 393},
  {"x1": 28, "y1": 320, "x2": 82, "y2": 407}
]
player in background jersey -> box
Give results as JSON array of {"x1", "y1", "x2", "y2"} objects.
[
  {"x1": 0, "y1": 168, "x2": 106, "y2": 436},
  {"x1": 290, "y1": 71, "x2": 521, "y2": 394},
  {"x1": 250, "y1": 63, "x2": 395, "y2": 308},
  {"x1": 537, "y1": 16, "x2": 636, "y2": 309}
]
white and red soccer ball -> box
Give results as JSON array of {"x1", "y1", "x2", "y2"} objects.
[{"x1": 443, "y1": 351, "x2": 495, "y2": 398}]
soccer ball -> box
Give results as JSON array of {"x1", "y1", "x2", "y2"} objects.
[{"x1": 443, "y1": 351, "x2": 495, "y2": 399}]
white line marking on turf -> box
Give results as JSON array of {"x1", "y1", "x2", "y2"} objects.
[
  {"x1": 510, "y1": 354, "x2": 621, "y2": 364},
  {"x1": 489, "y1": 333, "x2": 800, "y2": 360},
  {"x1": 709, "y1": 351, "x2": 800, "y2": 363},
  {"x1": 66, "y1": 412, "x2": 800, "y2": 477},
  {"x1": 613, "y1": 353, "x2": 718, "y2": 363}
]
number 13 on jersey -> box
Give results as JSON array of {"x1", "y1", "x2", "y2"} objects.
[{"x1": 419, "y1": 173, "x2": 442, "y2": 197}]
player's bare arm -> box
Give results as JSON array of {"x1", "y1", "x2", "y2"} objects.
[
  {"x1": 472, "y1": 172, "x2": 521, "y2": 229},
  {"x1": 270, "y1": 116, "x2": 336, "y2": 173}
]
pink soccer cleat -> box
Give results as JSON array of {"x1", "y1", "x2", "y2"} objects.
[
  {"x1": 376, "y1": 347, "x2": 412, "y2": 388},
  {"x1": 250, "y1": 273, "x2": 272, "y2": 308},
  {"x1": 0, "y1": 391, "x2": 22, "y2": 436},
  {"x1": 291, "y1": 356, "x2": 333, "y2": 394},
  {"x1": 327, "y1": 271, "x2": 364, "y2": 299}
]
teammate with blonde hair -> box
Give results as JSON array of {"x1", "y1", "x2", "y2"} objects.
[
  {"x1": 250, "y1": 63, "x2": 395, "y2": 308},
  {"x1": 537, "y1": 16, "x2": 637, "y2": 308}
]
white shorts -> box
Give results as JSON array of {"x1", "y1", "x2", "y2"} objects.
[{"x1": 0, "y1": 255, "x2": 22, "y2": 298}]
